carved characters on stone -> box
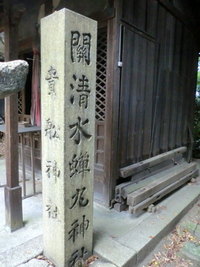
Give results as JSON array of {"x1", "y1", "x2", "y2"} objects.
[
  {"x1": 68, "y1": 29, "x2": 93, "y2": 266},
  {"x1": 68, "y1": 215, "x2": 89, "y2": 243},
  {"x1": 69, "y1": 152, "x2": 90, "y2": 178},
  {"x1": 69, "y1": 247, "x2": 88, "y2": 267},
  {"x1": 70, "y1": 74, "x2": 91, "y2": 108},
  {"x1": 45, "y1": 118, "x2": 60, "y2": 139},
  {"x1": 71, "y1": 31, "x2": 91, "y2": 65},
  {"x1": 45, "y1": 66, "x2": 59, "y2": 95},
  {"x1": 46, "y1": 160, "x2": 60, "y2": 181},
  {"x1": 70, "y1": 187, "x2": 89, "y2": 209},
  {"x1": 46, "y1": 204, "x2": 58, "y2": 219},
  {"x1": 69, "y1": 117, "x2": 92, "y2": 144}
]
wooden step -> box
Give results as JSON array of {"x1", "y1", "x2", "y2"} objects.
[
  {"x1": 119, "y1": 147, "x2": 187, "y2": 178},
  {"x1": 127, "y1": 162, "x2": 197, "y2": 207},
  {"x1": 116, "y1": 160, "x2": 186, "y2": 199},
  {"x1": 127, "y1": 154, "x2": 184, "y2": 183},
  {"x1": 129, "y1": 169, "x2": 199, "y2": 214}
]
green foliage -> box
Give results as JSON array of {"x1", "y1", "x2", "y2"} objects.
[
  {"x1": 197, "y1": 71, "x2": 200, "y2": 87},
  {"x1": 193, "y1": 70, "x2": 200, "y2": 157}
]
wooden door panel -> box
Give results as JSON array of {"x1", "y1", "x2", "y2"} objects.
[{"x1": 119, "y1": 25, "x2": 156, "y2": 167}]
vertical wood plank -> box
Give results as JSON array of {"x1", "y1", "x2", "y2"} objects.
[
  {"x1": 119, "y1": 27, "x2": 133, "y2": 166},
  {"x1": 175, "y1": 26, "x2": 187, "y2": 147},
  {"x1": 125, "y1": 29, "x2": 139, "y2": 164},
  {"x1": 146, "y1": 0, "x2": 158, "y2": 37},
  {"x1": 182, "y1": 28, "x2": 191, "y2": 146},
  {"x1": 122, "y1": 0, "x2": 134, "y2": 24},
  {"x1": 168, "y1": 20, "x2": 182, "y2": 150},
  {"x1": 160, "y1": 70, "x2": 173, "y2": 152},
  {"x1": 104, "y1": 0, "x2": 122, "y2": 206},
  {"x1": 142, "y1": 40, "x2": 155, "y2": 159},
  {"x1": 132, "y1": 0, "x2": 147, "y2": 31},
  {"x1": 158, "y1": 12, "x2": 175, "y2": 152},
  {"x1": 151, "y1": 4, "x2": 167, "y2": 156},
  {"x1": 182, "y1": 29, "x2": 198, "y2": 149},
  {"x1": 4, "y1": 0, "x2": 23, "y2": 231},
  {"x1": 152, "y1": 69, "x2": 165, "y2": 155},
  {"x1": 135, "y1": 37, "x2": 147, "y2": 162}
]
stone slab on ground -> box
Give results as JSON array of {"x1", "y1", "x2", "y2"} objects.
[
  {"x1": 138, "y1": 189, "x2": 200, "y2": 266},
  {"x1": 18, "y1": 258, "x2": 50, "y2": 267},
  {"x1": 0, "y1": 191, "x2": 43, "y2": 253},
  {"x1": 94, "y1": 178, "x2": 200, "y2": 267},
  {"x1": 0, "y1": 158, "x2": 6, "y2": 186},
  {"x1": 94, "y1": 234, "x2": 137, "y2": 267},
  {"x1": 91, "y1": 260, "x2": 117, "y2": 267},
  {"x1": 180, "y1": 242, "x2": 200, "y2": 263},
  {"x1": 0, "y1": 235, "x2": 43, "y2": 267},
  {"x1": 119, "y1": 185, "x2": 200, "y2": 264},
  {"x1": 180, "y1": 221, "x2": 200, "y2": 238}
]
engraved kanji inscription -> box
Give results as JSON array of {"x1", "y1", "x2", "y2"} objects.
[
  {"x1": 45, "y1": 66, "x2": 59, "y2": 95},
  {"x1": 70, "y1": 74, "x2": 91, "y2": 108},
  {"x1": 71, "y1": 31, "x2": 91, "y2": 65},
  {"x1": 68, "y1": 219, "x2": 78, "y2": 243},
  {"x1": 80, "y1": 215, "x2": 89, "y2": 238},
  {"x1": 69, "y1": 247, "x2": 88, "y2": 267},
  {"x1": 46, "y1": 160, "x2": 60, "y2": 181},
  {"x1": 68, "y1": 215, "x2": 89, "y2": 243},
  {"x1": 45, "y1": 118, "x2": 60, "y2": 139},
  {"x1": 46, "y1": 204, "x2": 58, "y2": 219},
  {"x1": 69, "y1": 117, "x2": 92, "y2": 144},
  {"x1": 69, "y1": 152, "x2": 90, "y2": 178},
  {"x1": 70, "y1": 187, "x2": 89, "y2": 209}
]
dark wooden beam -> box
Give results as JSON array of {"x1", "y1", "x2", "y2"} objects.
[
  {"x1": 4, "y1": 0, "x2": 23, "y2": 231},
  {"x1": 44, "y1": 0, "x2": 53, "y2": 16},
  {"x1": 104, "y1": 0, "x2": 121, "y2": 207},
  {"x1": 90, "y1": 6, "x2": 115, "y2": 22}
]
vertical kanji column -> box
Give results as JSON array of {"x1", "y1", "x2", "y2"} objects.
[{"x1": 41, "y1": 9, "x2": 97, "y2": 267}]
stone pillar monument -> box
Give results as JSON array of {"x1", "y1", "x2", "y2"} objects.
[{"x1": 41, "y1": 9, "x2": 97, "y2": 267}]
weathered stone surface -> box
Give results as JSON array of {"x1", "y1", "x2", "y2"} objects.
[
  {"x1": 180, "y1": 242, "x2": 200, "y2": 262},
  {"x1": 91, "y1": 260, "x2": 117, "y2": 267},
  {"x1": 41, "y1": 8, "x2": 97, "y2": 267},
  {"x1": 0, "y1": 235, "x2": 43, "y2": 267},
  {"x1": 0, "y1": 60, "x2": 28, "y2": 98},
  {"x1": 181, "y1": 222, "x2": 200, "y2": 238},
  {"x1": 18, "y1": 259, "x2": 50, "y2": 267}
]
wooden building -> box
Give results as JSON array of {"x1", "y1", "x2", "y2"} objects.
[{"x1": 1, "y1": 0, "x2": 200, "y2": 211}]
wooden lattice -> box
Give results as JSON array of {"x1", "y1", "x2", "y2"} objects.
[{"x1": 96, "y1": 29, "x2": 107, "y2": 121}]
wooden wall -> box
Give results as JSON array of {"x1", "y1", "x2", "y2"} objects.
[{"x1": 118, "y1": 0, "x2": 198, "y2": 169}]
